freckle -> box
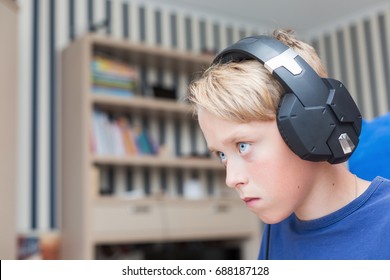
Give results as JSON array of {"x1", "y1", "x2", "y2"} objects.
[{"x1": 297, "y1": 185, "x2": 300, "y2": 189}]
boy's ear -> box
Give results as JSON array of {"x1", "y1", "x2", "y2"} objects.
[{"x1": 214, "y1": 35, "x2": 362, "y2": 164}]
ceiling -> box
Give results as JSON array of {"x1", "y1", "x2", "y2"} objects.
[{"x1": 162, "y1": 0, "x2": 389, "y2": 36}]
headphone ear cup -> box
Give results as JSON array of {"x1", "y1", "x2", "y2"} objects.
[
  {"x1": 324, "y1": 78, "x2": 362, "y2": 163},
  {"x1": 276, "y1": 79, "x2": 362, "y2": 163},
  {"x1": 276, "y1": 93, "x2": 297, "y2": 154},
  {"x1": 325, "y1": 78, "x2": 362, "y2": 135},
  {"x1": 276, "y1": 92, "x2": 335, "y2": 162}
]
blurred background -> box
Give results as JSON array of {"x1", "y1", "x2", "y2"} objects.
[{"x1": 1, "y1": 0, "x2": 390, "y2": 260}]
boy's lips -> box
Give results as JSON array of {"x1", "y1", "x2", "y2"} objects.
[{"x1": 242, "y1": 197, "x2": 261, "y2": 207}]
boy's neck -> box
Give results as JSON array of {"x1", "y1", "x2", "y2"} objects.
[{"x1": 294, "y1": 164, "x2": 370, "y2": 221}]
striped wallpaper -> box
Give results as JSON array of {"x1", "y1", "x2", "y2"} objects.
[
  {"x1": 17, "y1": 0, "x2": 264, "y2": 234},
  {"x1": 16, "y1": 0, "x2": 390, "y2": 234},
  {"x1": 309, "y1": 8, "x2": 390, "y2": 120}
]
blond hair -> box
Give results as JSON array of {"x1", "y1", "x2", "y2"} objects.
[{"x1": 187, "y1": 29, "x2": 328, "y2": 122}]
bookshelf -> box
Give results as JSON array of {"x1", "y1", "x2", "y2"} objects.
[
  {"x1": 0, "y1": 0, "x2": 18, "y2": 259},
  {"x1": 61, "y1": 34, "x2": 261, "y2": 260}
]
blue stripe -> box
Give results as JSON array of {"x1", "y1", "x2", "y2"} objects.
[
  {"x1": 378, "y1": 14, "x2": 390, "y2": 111},
  {"x1": 336, "y1": 30, "x2": 348, "y2": 87},
  {"x1": 158, "y1": 118, "x2": 166, "y2": 145},
  {"x1": 155, "y1": 9, "x2": 162, "y2": 45},
  {"x1": 68, "y1": 0, "x2": 75, "y2": 40},
  {"x1": 88, "y1": 0, "x2": 94, "y2": 31},
  {"x1": 350, "y1": 25, "x2": 364, "y2": 114},
  {"x1": 364, "y1": 19, "x2": 379, "y2": 117},
  {"x1": 213, "y1": 23, "x2": 220, "y2": 52},
  {"x1": 160, "y1": 169, "x2": 167, "y2": 193},
  {"x1": 190, "y1": 121, "x2": 197, "y2": 154},
  {"x1": 185, "y1": 17, "x2": 192, "y2": 51},
  {"x1": 139, "y1": 6, "x2": 146, "y2": 42},
  {"x1": 157, "y1": 69, "x2": 163, "y2": 85},
  {"x1": 175, "y1": 169, "x2": 183, "y2": 196},
  {"x1": 126, "y1": 167, "x2": 133, "y2": 192},
  {"x1": 227, "y1": 26, "x2": 234, "y2": 46},
  {"x1": 324, "y1": 34, "x2": 334, "y2": 78},
  {"x1": 49, "y1": 0, "x2": 57, "y2": 229},
  {"x1": 170, "y1": 13, "x2": 177, "y2": 48},
  {"x1": 105, "y1": 0, "x2": 111, "y2": 35},
  {"x1": 206, "y1": 170, "x2": 214, "y2": 195},
  {"x1": 143, "y1": 168, "x2": 151, "y2": 195},
  {"x1": 122, "y1": 2, "x2": 129, "y2": 38},
  {"x1": 31, "y1": 0, "x2": 40, "y2": 230},
  {"x1": 174, "y1": 118, "x2": 181, "y2": 156},
  {"x1": 140, "y1": 67, "x2": 147, "y2": 96},
  {"x1": 199, "y1": 20, "x2": 206, "y2": 52}
]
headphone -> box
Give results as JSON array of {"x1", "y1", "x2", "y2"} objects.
[{"x1": 213, "y1": 35, "x2": 362, "y2": 164}]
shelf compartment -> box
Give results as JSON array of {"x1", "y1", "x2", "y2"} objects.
[
  {"x1": 92, "y1": 199, "x2": 164, "y2": 243},
  {"x1": 162, "y1": 200, "x2": 257, "y2": 240}
]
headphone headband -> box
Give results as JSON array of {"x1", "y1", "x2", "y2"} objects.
[{"x1": 214, "y1": 36, "x2": 330, "y2": 108}]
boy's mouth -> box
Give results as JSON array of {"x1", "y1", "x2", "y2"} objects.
[{"x1": 242, "y1": 197, "x2": 261, "y2": 207}]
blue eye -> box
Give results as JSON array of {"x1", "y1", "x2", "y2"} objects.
[
  {"x1": 218, "y1": 151, "x2": 227, "y2": 161},
  {"x1": 238, "y1": 142, "x2": 250, "y2": 153}
]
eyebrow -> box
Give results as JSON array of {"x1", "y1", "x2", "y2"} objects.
[
  {"x1": 207, "y1": 133, "x2": 250, "y2": 153},
  {"x1": 222, "y1": 131, "x2": 253, "y2": 146}
]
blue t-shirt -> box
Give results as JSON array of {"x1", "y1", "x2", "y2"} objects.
[{"x1": 258, "y1": 176, "x2": 390, "y2": 259}]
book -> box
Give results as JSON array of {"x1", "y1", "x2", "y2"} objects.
[
  {"x1": 92, "y1": 110, "x2": 159, "y2": 156},
  {"x1": 17, "y1": 235, "x2": 40, "y2": 260},
  {"x1": 116, "y1": 117, "x2": 139, "y2": 155},
  {"x1": 17, "y1": 232, "x2": 60, "y2": 260},
  {"x1": 91, "y1": 55, "x2": 139, "y2": 97}
]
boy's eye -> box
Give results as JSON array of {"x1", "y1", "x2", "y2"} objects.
[
  {"x1": 238, "y1": 142, "x2": 250, "y2": 153},
  {"x1": 217, "y1": 151, "x2": 227, "y2": 161}
]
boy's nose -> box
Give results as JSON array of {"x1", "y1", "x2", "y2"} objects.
[{"x1": 225, "y1": 159, "x2": 248, "y2": 189}]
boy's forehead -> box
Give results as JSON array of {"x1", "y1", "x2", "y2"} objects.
[
  {"x1": 198, "y1": 109, "x2": 273, "y2": 145},
  {"x1": 197, "y1": 108, "x2": 236, "y2": 128}
]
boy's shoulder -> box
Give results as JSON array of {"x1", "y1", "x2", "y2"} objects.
[
  {"x1": 364, "y1": 176, "x2": 390, "y2": 209},
  {"x1": 368, "y1": 176, "x2": 390, "y2": 194}
]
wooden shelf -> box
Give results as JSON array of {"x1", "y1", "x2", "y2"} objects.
[
  {"x1": 61, "y1": 33, "x2": 260, "y2": 260},
  {"x1": 91, "y1": 94, "x2": 193, "y2": 117},
  {"x1": 90, "y1": 34, "x2": 213, "y2": 73},
  {"x1": 0, "y1": 0, "x2": 18, "y2": 260},
  {"x1": 92, "y1": 155, "x2": 224, "y2": 170},
  {"x1": 91, "y1": 196, "x2": 254, "y2": 244},
  {"x1": 93, "y1": 195, "x2": 240, "y2": 205}
]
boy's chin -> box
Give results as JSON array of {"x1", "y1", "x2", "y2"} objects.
[{"x1": 255, "y1": 212, "x2": 290, "y2": 225}]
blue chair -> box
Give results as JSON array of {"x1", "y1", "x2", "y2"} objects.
[{"x1": 349, "y1": 113, "x2": 390, "y2": 181}]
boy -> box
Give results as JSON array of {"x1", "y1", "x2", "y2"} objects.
[{"x1": 187, "y1": 29, "x2": 390, "y2": 259}]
